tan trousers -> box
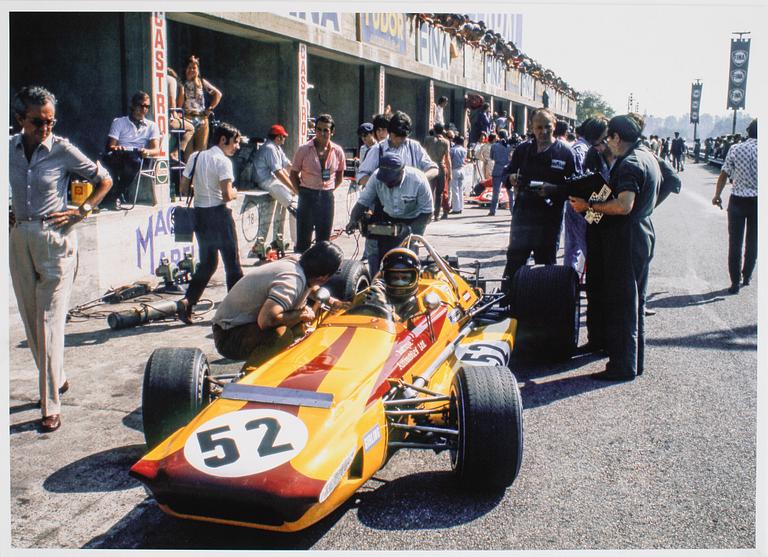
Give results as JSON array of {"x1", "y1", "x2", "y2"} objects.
[
  {"x1": 10, "y1": 221, "x2": 77, "y2": 416},
  {"x1": 257, "y1": 178, "x2": 297, "y2": 245}
]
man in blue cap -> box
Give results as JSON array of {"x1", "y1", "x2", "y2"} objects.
[{"x1": 346, "y1": 151, "x2": 433, "y2": 273}]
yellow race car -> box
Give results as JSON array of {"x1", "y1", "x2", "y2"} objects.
[{"x1": 130, "y1": 235, "x2": 580, "y2": 532}]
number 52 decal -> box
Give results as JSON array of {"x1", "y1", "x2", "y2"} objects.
[{"x1": 183, "y1": 409, "x2": 309, "y2": 478}]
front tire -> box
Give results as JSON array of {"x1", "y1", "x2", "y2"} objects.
[
  {"x1": 142, "y1": 347, "x2": 212, "y2": 449},
  {"x1": 450, "y1": 365, "x2": 524, "y2": 490}
]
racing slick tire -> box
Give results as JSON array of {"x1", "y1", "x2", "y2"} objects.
[
  {"x1": 142, "y1": 347, "x2": 212, "y2": 449},
  {"x1": 509, "y1": 264, "x2": 580, "y2": 359},
  {"x1": 450, "y1": 365, "x2": 524, "y2": 490},
  {"x1": 324, "y1": 258, "x2": 371, "y2": 302}
]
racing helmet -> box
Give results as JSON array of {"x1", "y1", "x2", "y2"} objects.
[{"x1": 381, "y1": 248, "x2": 420, "y2": 303}]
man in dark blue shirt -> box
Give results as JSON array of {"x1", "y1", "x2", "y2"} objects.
[{"x1": 502, "y1": 108, "x2": 577, "y2": 282}]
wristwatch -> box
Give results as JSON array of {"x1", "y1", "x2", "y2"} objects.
[{"x1": 78, "y1": 202, "x2": 93, "y2": 219}]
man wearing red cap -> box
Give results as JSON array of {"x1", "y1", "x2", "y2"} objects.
[{"x1": 252, "y1": 124, "x2": 297, "y2": 246}]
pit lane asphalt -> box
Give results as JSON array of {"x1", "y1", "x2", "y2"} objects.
[{"x1": 7, "y1": 161, "x2": 759, "y2": 551}]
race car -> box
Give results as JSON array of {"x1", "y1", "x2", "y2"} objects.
[
  {"x1": 130, "y1": 235, "x2": 579, "y2": 532},
  {"x1": 466, "y1": 176, "x2": 510, "y2": 209}
]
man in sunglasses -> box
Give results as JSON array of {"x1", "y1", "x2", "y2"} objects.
[
  {"x1": 9, "y1": 85, "x2": 113, "y2": 432},
  {"x1": 102, "y1": 91, "x2": 161, "y2": 209},
  {"x1": 346, "y1": 151, "x2": 433, "y2": 273}
]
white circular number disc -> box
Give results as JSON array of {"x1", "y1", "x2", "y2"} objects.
[{"x1": 184, "y1": 409, "x2": 308, "y2": 478}]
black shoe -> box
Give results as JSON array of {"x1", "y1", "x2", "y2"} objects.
[
  {"x1": 728, "y1": 283, "x2": 740, "y2": 295},
  {"x1": 742, "y1": 276, "x2": 751, "y2": 287},
  {"x1": 644, "y1": 308, "x2": 657, "y2": 316},
  {"x1": 591, "y1": 370, "x2": 635, "y2": 382},
  {"x1": 576, "y1": 342, "x2": 606, "y2": 356},
  {"x1": 486, "y1": 211, "x2": 496, "y2": 216},
  {"x1": 440, "y1": 213, "x2": 449, "y2": 220}
]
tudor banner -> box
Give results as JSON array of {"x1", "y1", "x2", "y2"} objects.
[
  {"x1": 726, "y1": 38, "x2": 750, "y2": 109},
  {"x1": 690, "y1": 83, "x2": 702, "y2": 124}
]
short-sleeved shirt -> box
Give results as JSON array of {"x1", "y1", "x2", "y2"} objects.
[
  {"x1": 107, "y1": 116, "x2": 161, "y2": 150},
  {"x1": 182, "y1": 78, "x2": 216, "y2": 115},
  {"x1": 494, "y1": 116, "x2": 508, "y2": 130},
  {"x1": 212, "y1": 256, "x2": 308, "y2": 330},
  {"x1": 252, "y1": 139, "x2": 291, "y2": 186},
  {"x1": 9, "y1": 134, "x2": 111, "y2": 220},
  {"x1": 356, "y1": 138, "x2": 437, "y2": 181},
  {"x1": 292, "y1": 140, "x2": 345, "y2": 191},
  {"x1": 490, "y1": 141, "x2": 513, "y2": 176},
  {"x1": 183, "y1": 145, "x2": 234, "y2": 208},
  {"x1": 609, "y1": 143, "x2": 660, "y2": 221},
  {"x1": 504, "y1": 139, "x2": 577, "y2": 211},
  {"x1": 357, "y1": 166, "x2": 433, "y2": 219},
  {"x1": 722, "y1": 138, "x2": 757, "y2": 197},
  {"x1": 450, "y1": 145, "x2": 467, "y2": 169},
  {"x1": 423, "y1": 135, "x2": 451, "y2": 169}
]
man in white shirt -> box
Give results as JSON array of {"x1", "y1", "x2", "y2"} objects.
[
  {"x1": 102, "y1": 90, "x2": 161, "y2": 209},
  {"x1": 177, "y1": 122, "x2": 244, "y2": 323}
]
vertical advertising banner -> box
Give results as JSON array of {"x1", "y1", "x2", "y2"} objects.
[
  {"x1": 298, "y1": 43, "x2": 308, "y2": 143},
  {"x1": 150, "y1": 12, "x2": 169, "y2": 183},
  {"x1": 690, "y1": 83, "x2": 702, "y2": 123},
  {"x1": 428, "y1": 80, "x2": 435, "y2": 129},
  {"x1": 726, "y1": 38, "x2": 750, "y2": 109},
  {"x1": 378, "y1": 67, "x2": 386, "y2": 114}
]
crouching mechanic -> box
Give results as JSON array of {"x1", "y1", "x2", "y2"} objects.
[
  {"x1": 345, "y1": 152, "x2": 433, "y2": 273},
  {"x1": 211, "y1": 241, "x2": 345, "y2": 363}
]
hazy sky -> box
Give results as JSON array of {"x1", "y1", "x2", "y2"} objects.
[{"x1": 522, "y1": 1, "x2": 765, "y2": 118}]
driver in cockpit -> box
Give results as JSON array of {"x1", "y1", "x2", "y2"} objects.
[{"x1": 352, "y1": 247, "x2": 422, "y2": 324}]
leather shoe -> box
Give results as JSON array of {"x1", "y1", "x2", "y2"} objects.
[
  {"x1": 41, "y1": 414, "x2": 61, "y2": 432},
  {"x1": 591, "y1": 370, "x2": 635, "y2": 382},
  {"x1": 177, "y1": 299, "x2": 193, "y2": 324},
  {"x1": 728, "y1": 283, "x2": 740, "y2": 295},
  {"x1": 576, "y1": 343, "x2": 606, "y2": 356},
  {"x1": 742, "y1": 276, "x2": 751, "y2": 287},
  {"x1": 59, "y1": 381, "x2": 69, "y2": 395},
  {"x1": 644, "y1": 308, "x2": 657, "y2": 316},
  {"x1": 440, "y1": 213, "x2": 449, "y2": 220}
]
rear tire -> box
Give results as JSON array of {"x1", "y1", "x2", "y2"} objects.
[
  {"x1": 510, "y1": 265, "x2": 580, "y2": 359},
  {"x1": 324, "y1": 259, "x2": 371, "y2": 302},
  {"x1": 450, "y1": 365, "x2": 524, "y2": 490},
  {"x1": 142, "y1": 348, "x2": 212, "y2": 449}
]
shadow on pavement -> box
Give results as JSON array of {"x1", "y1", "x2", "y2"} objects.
[
  {"x1": 10, "y1": 401, "x2": 40, "y2": 415},
  {"x1": 122, "y1": 407, "x2": 143, "y2": 433},
  {"x1": 43, "y1": 443, "x2": 147, "y2": 493},
  {"x1": 84, "y1": 494, "x2": 347, "y2": 549},
  {"x1": 647, "y1": 288, "x2": 733, "y2": 308},
  {"x1": 9, "y1": 418, "x2": 40, "y2": 435},
  {"x1": 647, "y1": 324, "x2": 756, "y2": 351},
  {"x1": 356, "y1": 471, "x2": 504, "y2": 530}
]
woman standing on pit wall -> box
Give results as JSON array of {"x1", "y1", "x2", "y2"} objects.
[{"x1": 178, "y1": 55, "x2": 222, "y2": 161}]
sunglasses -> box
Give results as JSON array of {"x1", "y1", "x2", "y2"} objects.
[
  {"x1": 138, "y1": 103, "x2": 151, "y2": 109},
  {"x1": 27, "y1": 117, "x2": 57, "y2": 128}
]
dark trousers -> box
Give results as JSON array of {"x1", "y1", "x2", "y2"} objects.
[
  {"x1": 185, "y1": 205, "x2": 243, "y2": 306},
  {"x1": 586, "y1": 219, "x2": 654, "y2": 377},
  {"x1": 429, "y1": 168, "x2": 450, "y2": 217},
  {"x1": 295, "y1": 187, "x2": 335, "y2": 253},
  {"x1": 213, "y1": 322, "x2": 299, "y2": 363},
  {"x1": 102, "y1": 150, "x2": 142, "y2": 205},
  {"x1": 502, "y1": 202, "x2": 562, "y2": 280},
  {"x1": 368, "y1": 212, "x2": 431, "y2": 274},
  {"x1": 672, "y1": 153, "x2": 684, "y2": 171},
  {"x1": 727, "y1": 195, "x2": 758, "y2": 285}
]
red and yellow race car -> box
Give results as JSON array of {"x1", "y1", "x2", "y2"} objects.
[{"x1": 130, "y1": 235, "x2": 579, "y2": 531}]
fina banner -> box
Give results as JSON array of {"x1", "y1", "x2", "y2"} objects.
[
  {"x1": 726, "y1": 38, "x2": 750, "y2": 109},
  {"x1": 690, "y1": 83, "x2": 702, "y2": 124}
]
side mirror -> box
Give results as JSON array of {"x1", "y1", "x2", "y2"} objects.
[{"x1": 423, "y1": 292, "x2": 441, "y2": 311}]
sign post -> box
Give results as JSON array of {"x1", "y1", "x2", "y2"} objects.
[
  {"x1": 726, "y1": 32, "x2": 750, "y2": 134},
  {"x1": 690, "y1": 80, "x2": 702, "y2": 141}
]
